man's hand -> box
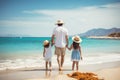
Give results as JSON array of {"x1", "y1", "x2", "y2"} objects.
[{"x1": 52, "y1": 41, "x2": 55, "y2": 46}]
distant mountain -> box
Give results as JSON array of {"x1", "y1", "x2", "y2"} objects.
[{"x1": 80, "y1": 28, "x2": 120, "y2": 37}]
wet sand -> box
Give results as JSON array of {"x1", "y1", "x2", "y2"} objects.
[{"x1": 0, "y1": 65, "x2": 120, "y2": 80}]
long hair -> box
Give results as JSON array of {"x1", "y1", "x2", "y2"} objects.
[{"x1": 73, "y1": 42, "x2": 79, "y2": 49}]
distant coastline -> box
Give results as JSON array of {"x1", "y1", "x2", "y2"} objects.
[{"x1": 87, "y1": 36, "x2": 120, "y2": 40}]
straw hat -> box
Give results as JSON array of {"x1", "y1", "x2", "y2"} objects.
[
  {"x1": 43, "y1": 40, "x2": 49, "y2": 46},
  {"x1": 72, "y1": 35, "x2": 82, "y2": 43},
  {"x1": 55, "y1": 20, "x2": 64, "y2": 25}
]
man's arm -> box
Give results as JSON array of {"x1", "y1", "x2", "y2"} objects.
[
  {"x1": 51, "y1": 35, "x2": 55, "y2": 46},
  {"x1": 65, "y1": 35, "x2": 69, "y2": 47}
]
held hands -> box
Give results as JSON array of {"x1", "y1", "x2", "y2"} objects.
[
  {"x1": 66, "y1": 44, "x2": 68, "y2": 48},
  {"x1": 66, "y1": 44, "x2": 70, "y2": 50},
  {"x1": 51, "y1": 41, "x2": 55, "y2": 46}
]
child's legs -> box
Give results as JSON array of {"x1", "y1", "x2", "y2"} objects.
[
  {"x1": 49, "y1": 61, "x2": 52, "y2": 71},
  {"x1": 46, "y1": 61, "x2": 48, "y2": 70},
  {"x1": 76, "y1": 61, "x2": 79, "y2": 71},
  {"x1": 49, "y1": 61, "x2": 52, "y2": 68},
  {"x1": 72, "y1": 61, "x2": 75, "y2": 70}
]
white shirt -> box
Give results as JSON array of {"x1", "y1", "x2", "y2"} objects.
[{"x1": 53, "y1": 26, "x2": 68, "y2": 48}]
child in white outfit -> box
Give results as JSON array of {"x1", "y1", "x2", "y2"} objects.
[{"x1": 43, "y1": 40, "x2": 52, "y2": 71}]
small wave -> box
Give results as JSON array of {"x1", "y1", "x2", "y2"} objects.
[
  {"x1": 0, "y1": 53, "x2": 120, "y2": 71},
  {"x1": 0, "y1": 57, "x2": 44, "y2": 71}
]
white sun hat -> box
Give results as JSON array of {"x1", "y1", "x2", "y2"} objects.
[
  {"x1": 43, "y1": 40, "x2": 49, "y2": 46},
  {"x1": 72, "y1": 35, "x2": 82, "y2": 43},
  {"x1": 55, "y1": 20, "x2": 64, "y2": 25}
]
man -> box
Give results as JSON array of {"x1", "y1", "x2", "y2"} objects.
[{"x1": 51, "y1": 20, "x2": 69, "y2": 71}]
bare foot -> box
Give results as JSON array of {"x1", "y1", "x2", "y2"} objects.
[
  {"x1": 59, "y1": 67, "x2": 63, "y2": 71},
  {"x1": 49, "y1": 67, "x2": 52, "y2": 71}
]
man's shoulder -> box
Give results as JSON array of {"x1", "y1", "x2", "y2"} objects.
[
  {"x1": 59, "y1": 26, "x2": 68, "y2": 30},
  {"x1": 53, "y1": 26, "x2": 68, "y2": 32},
  {"x1": 63, "y1": 27, "x2": 68, "y2": 30},
  {"x1": 62, "y1": 27, "x2": 68, "y2": 32}
]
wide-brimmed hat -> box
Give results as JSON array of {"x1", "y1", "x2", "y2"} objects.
[
  {"x1": 72, "y1": 35, "x2": 82, "y2": 43},
  {"x1": 55, "y1": 20, "x2": 64, "y2": 25},
  {"x1": 43, "y1": 40, "x2": 49, "y2": 46}
]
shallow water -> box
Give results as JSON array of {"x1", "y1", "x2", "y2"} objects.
[{"x1": 0, "y1": 37, "x2": 120, "y2": 71}]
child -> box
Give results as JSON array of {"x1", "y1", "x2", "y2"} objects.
[
  {"x1": 67, "y1": 35, "x2": 82, "y2": 71},
  {"x1": 43, "y1": 40, "x2": 52, "y2": 71}
]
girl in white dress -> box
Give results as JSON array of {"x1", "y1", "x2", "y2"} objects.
[{"x1": 43, "y1": 40, "x2": 52, "y2": 71}]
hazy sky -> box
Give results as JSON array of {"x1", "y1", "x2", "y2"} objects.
[{"x1": 0, "y1": 0, "x2": 120, "y2": 37}]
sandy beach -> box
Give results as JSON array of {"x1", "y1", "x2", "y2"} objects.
[
  {"x1": 96, "y1": 67, "x2": 120, "y2": 80},
  {"x1": 0, "y1": 62, "x2": 120, "y2": 80},
  {"x1": 0, "y1": 53, "x2": 120, "y2": 80}
]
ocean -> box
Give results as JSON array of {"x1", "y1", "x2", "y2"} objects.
[{"x1": 0, "y1": 37, "x2": 120, "y2": 71}]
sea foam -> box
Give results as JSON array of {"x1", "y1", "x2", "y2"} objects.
[{"x1": 0, "y1": 53, "x2": 120, "y2": 71}]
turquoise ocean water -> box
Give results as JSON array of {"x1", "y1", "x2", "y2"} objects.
[
  {"x1": 0, "y1": 37, "x2": 120, "y2": 71},
  {"x1": 0, "y1": 37, "x2": 120, "y2": 54}
]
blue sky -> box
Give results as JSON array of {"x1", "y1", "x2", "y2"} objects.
[{"x1": 0, "y1": 0, "x2": 120, "y2": 37}]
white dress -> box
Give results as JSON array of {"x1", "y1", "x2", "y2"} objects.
[{"x1": 44, "y1": 45, "x2": 52, "y2": 61}]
